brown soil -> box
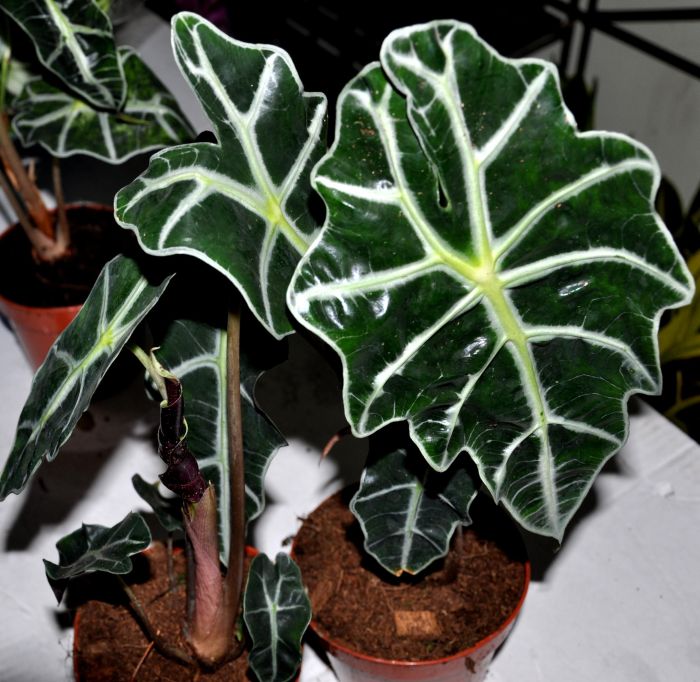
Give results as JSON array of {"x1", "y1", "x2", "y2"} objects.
[
  {"x1": 0, "y1": 204, "x2": 128, "y2": 307},
  {"x1": 293, "y1": 489, "x2": 527, "y2": 661},
  {"x1": 73, "y1": 544, "x2": 251, "y2": 681}
]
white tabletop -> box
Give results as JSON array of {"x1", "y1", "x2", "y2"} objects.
[{"x1": 1, "y1": 9, "x2": 699, "y2": 682}]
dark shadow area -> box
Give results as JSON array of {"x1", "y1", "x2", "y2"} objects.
[{"x1": 5, "y1": 373, "x2": 158, "y2": 551}]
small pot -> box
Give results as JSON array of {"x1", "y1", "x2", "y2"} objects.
[
  {"x1": 294, "y1": 491, "x2": 530, "y2": 682},
  {"x1": 0, "y1": 204, "x2": 115, "y2": 369}
]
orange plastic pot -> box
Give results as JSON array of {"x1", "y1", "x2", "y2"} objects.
[
  {"x1": 294, "y1": 495, "x2": 530, "y2": 682},
  {"x1": 0, "y1": 292, "x2": 80, "y2": 369},
  {"x1": 0, "y1": 204, "x2": 113, "y2": 369}
]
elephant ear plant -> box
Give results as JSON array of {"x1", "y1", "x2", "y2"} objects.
[
  {"x1": 0, "y1": 0, "x2": 192, "y2": 261},
  {"x1": 0, "y1": 12, "x2": 323, "y2": 680},
  {"x1": 287, "y1": 20, "x2": 695, "y2": 575}
]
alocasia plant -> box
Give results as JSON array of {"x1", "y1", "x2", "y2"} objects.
[
  {"x1": 0, "y1": 11, "x2": 694, "y2": 680},
  {"x1": 0, "y1": 11, "x2": 318, "y2": 681},
  {"x1": 288, "y1": 20, "x2": 695, "y2": 572},
  {"x1": 0, "y1": 0, "x2": 193, "y2": 260}
]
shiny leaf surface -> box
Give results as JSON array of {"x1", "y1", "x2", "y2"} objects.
[
  {"x1": 351, "y1": 445, "x2": 477, "y2": 575},
  {"x1": 244, "y1": 553, "x2": 310, "y2": 682},
  {"x1": 12, "y1": 47, "x2": 193, "y2": 163},
  {"x1": 289, "y1": 21, "x2": 694, "y2": 539},
  {"x1": 132, "y1": 474, "x2": 182, "y2": 534},
  {"x1": 0, "y1": 0, "x2": 125, "y2": 109},
  {"x1": 115, "y1": 12, "x2": 326, "y2": 338},
  {"x1": 0, "y1": 255, "x2": 172, "y2": 499},
  {"x1": 44, "y1": 511, "x2": 151, "y2": 602}
]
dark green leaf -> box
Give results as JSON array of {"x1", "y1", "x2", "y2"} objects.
[
  {"x1": 289, "y1": 21, "x2": 694, "y2": 540},
  {"x1": 0, "y1": 0, "x2": 125, "y2": 109},
  {"x1": 351, "y1": 445, "x2": 477, "y2": 575},
  {"x1": 0, "y1": 255, "x2": 172, "y2": 499},
  {"x1": 115, "y1": 12, "x2": 326, "y2": 338},
  {"x1": 44, "y1": 511, "x2": 151, "y2": 603},
  {"x1": 12, "y1": 48, "x2": 193, "y2": 163},
  {"x1": 244, "y1": 553, "x2": 310, "y2": 682}
]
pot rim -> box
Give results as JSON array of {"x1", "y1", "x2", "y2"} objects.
[
  {"x1": 0, "y1": 202, "x2": 113, "y2": 313},
  {"x1": 293, "y1": 491, "x2": 531, "y2": 669}
]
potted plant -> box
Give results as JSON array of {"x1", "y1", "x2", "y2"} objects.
[
  {"x1": 284, "y1": 19, "x2": 695, "y2": 681},
  {"x1": 0, "y1": 0, "x2": 193, "y2": 366},
  {"x1": 0, "y1": 12, "x2": 693, "y2": 682},
  {"x1": 0, "y1": 11, "x2": 326, "y2": 681}
]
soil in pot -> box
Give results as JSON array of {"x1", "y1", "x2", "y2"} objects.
[
  {"x1": 293, "y1": 488, "x2": 527, "y2": 662},
  {"x1": 72, "y1": 543, "x2": 252, "y2": 681},
  {"x1": 0, "y1": 204, "x2": 128, "y2": 308}
]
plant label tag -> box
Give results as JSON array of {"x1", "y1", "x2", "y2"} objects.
[{"x1": 393, "y1": 610, "x2": 441, "y2": 638}]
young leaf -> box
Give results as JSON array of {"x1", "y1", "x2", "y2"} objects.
[
  {"x1": 243, "y1": 553, "x2": 311, "y2": 682},
  {"x1": 12, "y1": 48, "x2": 194, "y2": 164},
  {"x1": 0, "y1": 255, "x2": 172, "y2": 499},
  {"x1": 351, "y1": 445, "x2": 477, "y2": 576},
  {"x1": 154, "y1": 317, "x2": 286, "y2": 563},
  {"x1": 132, "y1": 474, "x2": 183, "y2": 534},
  {"x1": 289, "y1": 21, "x2": 694, "y2": 540},
  {"x1": 44, "y1": 511, "x2": 151, "y2": 603},
  {"x1": 115, "y1": 12, "x2": 327, "y2": 338},
  {"x1": 0, "y1": 0, "x2": 125, "y2": 110}
]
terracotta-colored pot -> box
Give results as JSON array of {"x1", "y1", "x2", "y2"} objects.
[
  {"x1": 0, "y1": 292, "x2": 81, "y2": 369},
  {"x1": 294, "y1": 495, "x2": 530, "y2": 682},
  {"x1": 0, "y1": 204, "x2": 113, "y2": 369}
]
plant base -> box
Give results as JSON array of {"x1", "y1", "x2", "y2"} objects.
[
  {"x1": 293, "y1": 489, "x2": 529, "y2": 682},
  {"x1": 72, "y1": 544, "x2": 250, "y2": 681}
]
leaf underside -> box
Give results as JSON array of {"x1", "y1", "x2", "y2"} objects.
[
  {"x1": 0, "y1": 255, "x2": 172, "y2": 499},
  {"x1": 13, "y1": 47, "x2": 194, "y2": 163},
  {"x1": 351, "y1": 444, "x2": 477, "y2": 575},
  {"x1": 115, "y1": 12, "x2": 327, "y2": 338},
  {"x1": 154, "y1": 316, "x2": 286, "y2": 564},
  {"x1": 0, "y1": 0, "x2": 125, "y2": 110},
  {"x1": 243, "y1": 553, "x2": 311, "y2": 682},
  {"x1": 289, "y1": 21, "x2": 694, "y2": 539},
  {"x1": 44, "y1": 511, "x2": 151, "y2": 603}
]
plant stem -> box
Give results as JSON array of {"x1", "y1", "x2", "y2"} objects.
[
  {"x1": 224, "y1": 300, "x2": 245, "y2": 640},
  {"x1": 0, "y1": 113, "x2": 56, "y2": 248},
  {"x1": 117, "y1": 576, "x2": 195, "y2": 668},
  {"x1": 52, "y1": 157, "x2": 70, "y2": 251}
]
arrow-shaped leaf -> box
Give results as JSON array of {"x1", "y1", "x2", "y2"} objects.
[
  {"x1": 115, "y1": 12, "x2": 326, "y2": 338},
  {"x1": 154, "y1": 316, "x2": 286, "y2": 563},
  {"x1": 243, "y1": 553, "x2": 311, "y2": 682},
  {"x1": 44, "y1": 511, "x2": 151, "y2": 603},
  {"x1": 0, "y1": 0, "x2": 125, "y2": 110},
  {"x1": 0, "y1": 255, "x2": 172, "y2": 499},
  {"x1": 351, "y1": 444, "x2": 477, "y2": 576},
  {"x1": 12, "y1": 47, "x2": 194, "y2": 164},
  {"x1": 289, "y1": 21, "x2": 694, "y2": 540}
]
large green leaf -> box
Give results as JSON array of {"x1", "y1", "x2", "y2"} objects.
[
  {"x1": 12, "y1": 47, "x2": 193, "y2": 163},
  {"x1": 243, "y1": 553, "x2": 310, "y2": 682},
  {"x1": 115, "y1": 12, "x2": 326, "y2": 338},
  {"x1": 351, "y1": 444, "x2": 477, "y2": 576},
  {"x1": 0, "y1": 255, "x2": 172, "y2": 499},
  {"x1": 289, "y1": 21, "x2": 694, "y2": 539},
  {"x1": 0, "y1": 0, "x2": 125, "y2": 110},
  {"x1": 154, "y1": 317, "x2": 286, "y2": 563},
  {"x1": 44, "y1": 511, "x2": 151, "y2": 602}
]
